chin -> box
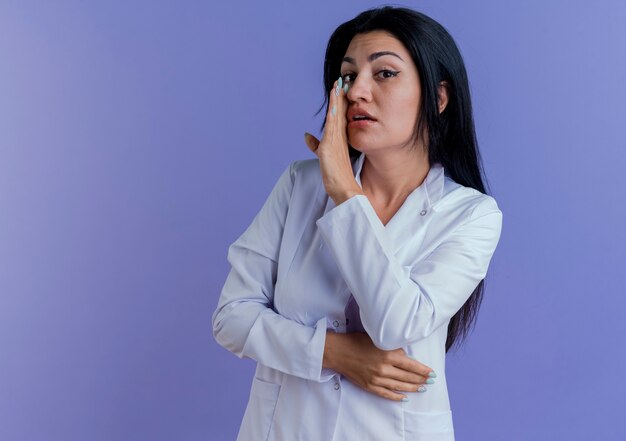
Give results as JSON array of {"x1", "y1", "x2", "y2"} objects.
[
  {"x1": 347, "y1": 137, "x2": 371, "y2": 152},
  {"x1": 348, "y1": 142, "x2": 380, "y2": 154}
]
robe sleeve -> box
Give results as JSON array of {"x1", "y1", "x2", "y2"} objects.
[
  {"x1": 212, "y1": 161, "x2": 336, "y2": 382},
  {"x1": 315, "y1": 193, "x2": 503, "y2": 350}
]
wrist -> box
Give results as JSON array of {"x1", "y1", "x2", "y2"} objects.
[
  {"x1": 331, "y1": 186, "x2": 365, "y2": 206},
  {"x1": 323, "y1": 330, "x2": 342, "y2": 372}
]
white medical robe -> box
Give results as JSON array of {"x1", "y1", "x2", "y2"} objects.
[{"x1": 212, "y1": 151, "x2": 503, "y2": 440}]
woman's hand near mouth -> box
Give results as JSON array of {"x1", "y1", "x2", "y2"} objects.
[{"x1": 304, "y1": 77, "x2": 364, "y2": 206}]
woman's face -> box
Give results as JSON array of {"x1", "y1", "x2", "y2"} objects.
[{"x1": 340, "y1": 30, "x2": 422, "y2": 153}]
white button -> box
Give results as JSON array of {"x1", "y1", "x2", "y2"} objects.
[
  {"x1": 420, "y1": 209, "x2": 427, "y2": 216},
  {"x1": 333, "y1": 320, "x2": 340, "y2": 327},
  {"x1": 334, "y1": 382, "x2": 340, "y2": 390}
]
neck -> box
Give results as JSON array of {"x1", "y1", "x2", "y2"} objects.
[{"x1": 360, "y1": 148, "x2": 430, "y2": 206}]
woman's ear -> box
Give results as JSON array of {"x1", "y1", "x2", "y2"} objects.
[{"x1": 438, "y1": 81, "x2": 449, "y2": 114}]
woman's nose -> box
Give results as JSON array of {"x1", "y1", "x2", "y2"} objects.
[{"x1": 346, "y1": 75, "x2": 373, "y2": 102}]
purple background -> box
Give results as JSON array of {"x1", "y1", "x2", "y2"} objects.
[{"x1": 1, "y1": 1, "x2": 625, "y2": 440}]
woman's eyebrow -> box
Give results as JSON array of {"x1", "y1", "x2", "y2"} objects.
[{"x1": 342, "y1": 51, "x2": 405, "y2": 65}]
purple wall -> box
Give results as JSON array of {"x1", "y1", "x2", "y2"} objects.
[{"x1": 1, "y1": 1, "x2": 625, "y2": 440}]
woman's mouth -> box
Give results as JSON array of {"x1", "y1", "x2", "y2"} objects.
[{"x1": 348, "y1": 118, "x2": 377, "y2": 128}]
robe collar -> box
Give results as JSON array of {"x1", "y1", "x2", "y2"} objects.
[{"x1": 351, "y1": 151, "x2": 446, "y2": 211}]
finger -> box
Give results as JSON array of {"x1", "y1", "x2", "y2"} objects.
[
  {"x1": 368, "y1": 385, "x2": 409, "y2": 402},
  {"x1": 394, "y1": 356, "x2": 437, "y2": 380},
  {"x1": 386, "y1": 366, "x2": 430, "y2": 385},
  {"x1": 335, "y1": 77, "x2": 348, "y2": 124},
  {"x1": 304, "y1": 132, "x2": 320, "y2": 153},
  {"x1": 337, "y1": 76, "x2": 348, "y2": 122},
  {"x1": 376, "y1": 377, "x2": 429, "y2": 394},
  {"x1": 327, "y1": 77, "x2": 349, "y2": 143},
  {"x1": 326, "y1": 79, "x2": 339, "y2": 126},
  {"x1": 327, "y1": 77, "x2": 347, "y2": 123}
]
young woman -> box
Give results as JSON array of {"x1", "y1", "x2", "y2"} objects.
[{"x1": 213, "y1": 6, "x2": 503, "y2": 440}]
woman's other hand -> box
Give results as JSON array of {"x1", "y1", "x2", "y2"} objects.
[
  {"x1": 323, "y1": 331, "x2": 437, "y2": 401},
  {"x1": 304, "y1": 77, "x2": 363, "y2": 206}
]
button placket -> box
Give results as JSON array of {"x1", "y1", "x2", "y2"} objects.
[{"x1": 329, "y1": 318, "x2": 348, "y2": 329}]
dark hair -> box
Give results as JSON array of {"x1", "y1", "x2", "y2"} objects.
[{"x1": 316, "y1": 6, "x2": 493, "y2": 353}]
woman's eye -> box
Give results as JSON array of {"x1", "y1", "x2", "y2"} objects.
[
  {"x1": 340, "y1": 70, "x2": 399, "y2": 84},
  {"x1": 378, "y1": 69, "x2": 399, "y2": 79}
]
